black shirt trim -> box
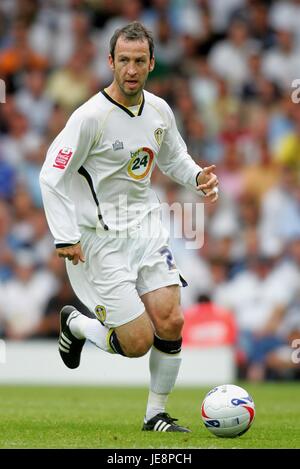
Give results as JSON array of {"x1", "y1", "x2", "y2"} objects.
[
  {"x1": 101, "y1": 90, "x2": 145, "y2": 117},
  {"x1": 78, "y1": 166, "x2": 109, "y2": 230},
  {"x1": 55, "y1": 242, "x2": 80, "y2": 249}
]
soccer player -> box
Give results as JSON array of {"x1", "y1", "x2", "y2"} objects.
[{"x1": 39, "y1": 22, "x2": 219, "y2": 433}]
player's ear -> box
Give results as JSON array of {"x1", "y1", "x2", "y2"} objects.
[
  {"x1": 149, "y1": 56, "x2": 155, "y2": 72},
  {"x1": 108, "y1": 54, "x2": 115, "y2": 71}
]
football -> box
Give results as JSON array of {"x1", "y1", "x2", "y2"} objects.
[{"x1": 201, "y1": 384, "x2": 255, "y2": 438}]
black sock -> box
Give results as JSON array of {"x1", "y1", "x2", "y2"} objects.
[{"x1": 153, "y1": 334, "x2": 182, "y2": 354}]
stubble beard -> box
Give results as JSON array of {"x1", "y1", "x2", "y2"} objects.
[{"x1": 117, "y1": 75, "x2": 146, "y2": 100}]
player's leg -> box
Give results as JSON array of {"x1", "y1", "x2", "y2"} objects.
[
  {"x1": 135, "y1": 213, "x2": 189, "y2": 431},
  {"x1": 59, "y1": 303, "x2": 154, "y2": 369},
  {"x1": 58, "y1": 304, "x2": 113, "y2": 369},
  {"x1": 113, "y1": 311, "x2": 154, "y2": 357},
  {"x1": 59, "y1": 229, "x2": 155, "y2": 367},
  {"x1": 139, "y1": 285, "x2": 190, "y2": 432}
]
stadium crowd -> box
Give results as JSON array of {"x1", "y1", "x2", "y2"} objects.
[{"x1": 0, "y1": 0, "x2": 300, "y2": 381}]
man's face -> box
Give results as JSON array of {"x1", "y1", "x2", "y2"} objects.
[{"x1": 109, "y1": 36, "x2": 154, "y2": 98}]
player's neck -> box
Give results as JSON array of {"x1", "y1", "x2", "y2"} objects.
[{"x1": 105, "y1": 83, "x2": 142, "y2": 108}]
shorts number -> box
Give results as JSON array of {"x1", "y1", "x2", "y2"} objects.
[{"x1": 159, "y1": 247, "x2": 176, "y2": 270}]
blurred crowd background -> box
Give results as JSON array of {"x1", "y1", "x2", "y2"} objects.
[{"x1": 0, "y1": 0, "x2": 300, "y2": 382}]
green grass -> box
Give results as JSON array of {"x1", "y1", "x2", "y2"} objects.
[{"x1": 0, "y1": 383, "x2": 299, "y2": 448}]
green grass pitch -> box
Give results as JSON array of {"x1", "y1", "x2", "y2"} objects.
[{"x1": 0, "y1": 383, "x2": 299, "y2": 448}]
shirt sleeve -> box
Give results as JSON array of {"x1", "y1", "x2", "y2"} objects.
[
  {"x1": 156, "y1": 103, "x2": 204, "y2": 194},
  {"x1": 39, "y1": 112, "x2": 98, "y2": 246}
]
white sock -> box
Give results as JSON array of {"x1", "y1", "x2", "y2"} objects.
[
  {"x1": 145, "y1": 390, "x2": 169, "y2": 422},
  {"x1": 69, "y1": 312, "x2": 113, "y2": 353},
  {"x1": 145, "y1": 346, "x2": 182, "y2": 421}
]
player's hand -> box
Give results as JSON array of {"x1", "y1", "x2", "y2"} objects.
[
  {"x1": 196, "y1": 165, "x2": 219, "y2": 203},
  {"x1": 56, "y1": 242, "x2": 85, "y2": 265}
]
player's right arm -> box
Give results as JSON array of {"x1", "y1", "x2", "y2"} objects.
[
  {"x1": 56, "y1": 241, "x2": 85, "y2": 265},
  {"x1": 156, "y1": 100, "x2": 218, "y2": 202},
  {"x1": 39, "y1": 112, "x2": 98, "y2": 263}
]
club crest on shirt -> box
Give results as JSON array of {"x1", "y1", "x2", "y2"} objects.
[
  {"x1": 112, "y1": 140, "x2": 124, "y2": 151},
  {"x1": 95, "y1": 305, "x2": 107, "y2": 323},
  {"x1": 154, "y1": 128, "x2": 164, "y2": 146},
  {"x1": 53, "y1": 147, "x2": 73, "y2": 169}
]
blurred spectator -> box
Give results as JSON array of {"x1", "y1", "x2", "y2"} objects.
[
  {"x1": 215, "y1": 254, "x2": 293, "y2": 380},
  {"x1": 241, "y1": 106, "x2": 280, "y2": 200},
  {"x1": 28, "y1": 208, "x2": 55, "y2": 264},
  {"x1": 51, "y1": 9, "x2": 94, "y2": 67},
  {"x1": 275, "y1": 105, "x2": 300, "y2": 171},
  {"x1": 259, "y1": 164, "x2": 300, "y2": 257},
  {"x1": 217, "y1": 142, "x2": 245, "y2": 201},
  {"x1": 0, "y1": 17, "x2": 48, "y2": 92},
  {"x1": 205, "y1": 187, "x2": 239, "y2": 246},
  {"x1": 10, "y1": 186, "x2": 36, "y2": 248},
  {"x1": 45, "y1": 104, "x2": 68, "y2": 142},
  {"x1": 15, "y1": 70, "x2": 54, "y2": 135},
  {"x1": 209, "y1": 0, "x2": 246, "y2": 34},
  {"x1": 265, "y1": 307, "x2": 300, "y2": 380},
  {"x1": 0, "y1": 200, "x2": 20, "y2": 282},
  {"x1": 232, "y1": 195, "x2": 261, "y2": 267},
  {"x1": 0, "y1": 109, "x2": 41, "y2": 169},
  {"x1": 233, "y1": 0, "x2": 276, "y2": 50},
  {"x1": 263, "y1": 235, "x2": 300, "y2": 379},
  {"x1": 210, "y1": 256, "x2": 232, "y2": 305},
  {"x1": 209, "y1": 18, "x2": 258, "y2": 92},
  {"x1": 268, "y1": 92, "x2": 296, "y2": 154},
  {"x1": 47, "y1": 50, "x2": 98, "y2": 113},
  {"x1": 0, "y1": 154, "x2": 16, "y2": 201},
  {"x1": 34, "y1": 274, "x2": 92, "y2": 338},
  {"x1": 103, "y1": 0, "x2": 143, "y2": 35},
  {"x1": 189, "y1": 57, "x2": 219, "y2": 112},
  {"x1": 89, "y1": 0, "x2": 120, "y2": 30},
  {"x1": 183, "y1": 113, "x2": 215, "y2": 162},
  {"x1": 262, "y1": 27, "x2": 300, "y2": 90},
  {"x1": 272, "y1": 236, "x2": 300, "y2": 306},
  {"x1": 0, "y1": 250, "x2": 57, "y2": 340},
  {"x1": 183, "y1": 293, "x2": 237, "y2": 349},
  {"x1": 19, "y1": 141, "x2": 48, "y2": 207},
  {"x1": 150, "y1": 14, "x2": 183, "y2": 75},
  {"x1": 269, "y1": 0, "x2": 300, "y2": 47},
  {"x1": 241, "y1": 50, "x2": 281, "y2": 104}
]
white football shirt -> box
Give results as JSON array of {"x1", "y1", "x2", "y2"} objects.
[{"x1": 39, "y1": 89, "x2": 203, "y2": 246}]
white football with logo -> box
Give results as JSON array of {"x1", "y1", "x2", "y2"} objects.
[{"x1": 201, "y1": 384, "x2": 255, "y2": 437}]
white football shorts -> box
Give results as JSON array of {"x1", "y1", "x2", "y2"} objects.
[{"x1": 66, "y1": 212, "x2": 185, "y2": 328}]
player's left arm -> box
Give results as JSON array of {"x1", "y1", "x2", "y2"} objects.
[
  {"x1": 156, "y1": 104, "x2": 219, "y2": 203},
  {"x1": 196, "y1": 165, "x2": 219, "y2": 203}
]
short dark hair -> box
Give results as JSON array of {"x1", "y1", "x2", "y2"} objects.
[{"x1": 110, "y1": 21, "x2": 154, "y2": 61}]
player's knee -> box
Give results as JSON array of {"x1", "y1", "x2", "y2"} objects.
[
  {"x1": 125, "y1": 335, "x2": 153, "y2": 358},
  {"x1": 114, "y1": 312, "x2": 154, "y2": 358},
  {"x1": 174, "y1": 314, "x2": 184, "y2": 334},
  {"x1": 157, "y1": 312, "x2": 184, "y2": 338},
  {"x1": 119, "y1": 327, "x2": 154, "y2": 358},
  {"x1": 167, "y1": 314, "x2": 184, "y2": 336}
]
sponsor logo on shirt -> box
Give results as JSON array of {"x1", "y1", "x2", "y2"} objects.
[
  {"x1": 53, "y1": 147, "x2": 73, "y2": 169},
  {"x1": 127, "y1": 147, "x2": 154, "y2": 180}
]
